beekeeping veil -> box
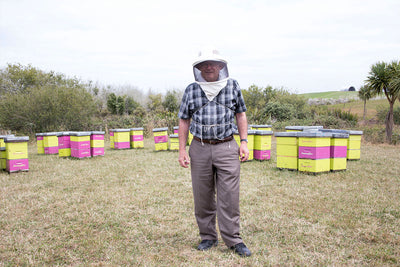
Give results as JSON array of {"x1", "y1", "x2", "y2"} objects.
[{"x1": 193, "y1": 47, "x2": 229, "y2": 101}]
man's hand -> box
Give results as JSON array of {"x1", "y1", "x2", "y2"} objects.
[
  {"x1": 179, "y1": 150, "x2": 190, "y2": 168},
  {"x1": 239, "y1": 142, "x2": 249, "y2": 162}
]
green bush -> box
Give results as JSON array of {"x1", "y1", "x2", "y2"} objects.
[{"x1": 377, "y1": 105, "x2": 400, "y2": 125}]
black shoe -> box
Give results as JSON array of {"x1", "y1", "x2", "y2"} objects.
[
  {"x1": 230, "y1": 242, "x2": 251, "y2": 257},
  {"x1": 197, "y1": 239, "x2": 218, "y2": 251}
]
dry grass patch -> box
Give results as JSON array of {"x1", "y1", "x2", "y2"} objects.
[{"x1": 1, "y1": 139, "x2": 399, "y2": 265}]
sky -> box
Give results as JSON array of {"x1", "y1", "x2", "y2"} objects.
[{"x1": 1, "y1": 0, "x2": 399, "y2": 94}]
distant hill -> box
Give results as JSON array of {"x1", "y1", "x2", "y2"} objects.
[{"x1": 299, "y1": 91, "x2": 358, "y2": 100}]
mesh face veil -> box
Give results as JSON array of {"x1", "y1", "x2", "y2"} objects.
[{"x1": 192, "y1": 48, "x2": 229, "y2": 82}]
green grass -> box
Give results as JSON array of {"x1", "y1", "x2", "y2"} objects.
[
  {"x1": 1, "y1": 139, "x2": 400, "y2": 265},
  {"x1": 300, "y1": 91, "x2": 358, "y2": 100}
]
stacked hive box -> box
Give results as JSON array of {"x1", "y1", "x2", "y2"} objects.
[
  {"x1": 91, "y1": 131, "x2": 105, "y2": 156},
  {"x1": 43, "y1": 132, "x2": 59, "y2": 154},
  {"x1": 320, "y1": 129, "x2": 363, "y2": 161},
  {"x1": 35, "y1": 133, "x2": 45, "y2": 154},
  {"x1": 285, "y1": 126, "x2": 323, "y2": 132},
  {"x1": 275, "y1": 132, "x2": 299, "y2": 170},
  {"x1": 330, "y1": 133, "x2": 349, "y2": 171},
  {"x1": 130, "y1": 128, "x2": 144, "y2": 148},
  {"x1": 173, "y1": 126, "x2": 179, "y2": 135},
  {"x1": 4, "y1": 136, "x2": 29, "y2": 173},
  {"x1": 58, "y1": 132, "x2": 71, "y2": 158},
  {"x1": 254, "y1": 130, "x2": 273, "y2": 160},
  {"x1": 109, "y1": 130, "x2": 114, "y2": 148},
  {"x1": 153, "y1": 127, "x2": 168, "y2": 151},
  {"x1": 298, "y1": 131, "x2": 332, "y2": 173},
  {"x1": 70, "y1": 132, "x2": 91, "y2": 159},
  {"x1": 169, "y1": 134, "x2": 179, "y2": 151},
  {"x1": 112, "y1": 129, "x2": 130, "y2": 149},
  {"x1": 347, "y1": 131, "x2": 363, "y2": 160}
]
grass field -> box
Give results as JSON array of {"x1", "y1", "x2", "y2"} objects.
[{"x1": 1, "y1": 139, "x2": 400, "y2": 266}]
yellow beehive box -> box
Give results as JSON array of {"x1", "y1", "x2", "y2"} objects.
[
  {"x1": 298, "y1": 158, "x2": 330, "y2": 173},
  {"x1": 109, "y1": 130, "x2": 114, "y2": 148},
  {"x1": 254, "y1": 131, "x2": 273, "y2": 150},
  {"x1": 298, "y1": 136, "x2": 330, "y2": 147},
  {"x1": 59, "y1": 148, "x2": 71, "y2": 157},
  {"x1": 331, "y1": 137, "x2": 348, "y2": 146},
  {"x1": 187, "y1": 132, "x2": 193, "y2": 145},
  {"x1": 348, "y1": 135, "x2": 362, "y2": 149},
  {"x1": 70, "y1": 135, "x2": 90, "y2": 142},
  {"x1": 330, "y1": 157, "x2": 347, "y2": 171},
  {"x1": 112, "y1": 129, "x2": 130, "y2": 143},
  {"x1": 0, "y1": 148, "x2": 6, "y2": 170},
  {"x1": 155, "y1": 142, "x2": 168, "y2": 151},
  {"x1": 5, "y1": 136, "x2": 29, "y2": 160},
  {"x1": 35, "y1": 133, "x2": 45, "y2": 154},
  {"x1": 43, "y1": 132, "x2": 58, "y2": 147},
  {"x1": 347, "y1": 149, "x2": 361, "y2": 160},
  {"x1": 277, "y1": 155, "x2": 298, "y2": 170},
  {"x1": 130, "y1": 127, "x2": 144, "y2": 148},
  {"x1": 169, "y1": 134, "x2": 179, "y2": 151},
  {"x1": 90, "y1": 139, "x2": 104, "y2": 147}
]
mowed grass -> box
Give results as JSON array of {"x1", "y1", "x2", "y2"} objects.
[{"x1": 1, "y1": 139, "x2": 400, "y2": 266}]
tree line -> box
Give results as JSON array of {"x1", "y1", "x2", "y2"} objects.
[{"x1": 0, "y1": 62, "x2": 398, "y2": 143}]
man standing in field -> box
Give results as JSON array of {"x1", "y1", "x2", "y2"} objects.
[{"x1": 178, "y1": 47, "x2": 251, "y2": 257}]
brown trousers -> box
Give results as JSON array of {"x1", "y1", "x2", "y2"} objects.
[{"x1": 189, "y1": 138, "x2": 243, "y2": 247}]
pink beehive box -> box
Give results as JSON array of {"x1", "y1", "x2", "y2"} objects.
[
  {"x1": 254, "y1": 150, "x2": 271, "y2": 160},
  {"x1": 91, "y1": 147, "x2": 104, "y2": 157},
  {"x1": 71, "y1": 148, "x2": 91, "y2": 158},
  {"x1": 6, "y1": 158, "x2": 29, "y2": 172},
  {"x1": 298, "y1": 146, "x2": 330, "y2": 160}
]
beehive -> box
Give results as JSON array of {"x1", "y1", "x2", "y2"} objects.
[
  {"x1": 275, "y1": 132, "x2": 299, "y2": 170},
  {"x1": 347, "y1": 131, "x2": 363, "y2": 160},
  {"x1": 4, "y1": 136, "x2": 29, "y2": 173},
  {"x1": 254, "y1": 130, "x2": 273, "y2": 160},
  {"x1": 91, "y1": 131, "x2": 105, "y2": 156},
  {"x1": 173, "y1": 126, "x2": 179, "y2": 135},
  {"x1": 112, "y1": 129, "x2": 130, "y2": 149},
  {"x1": 58, "y1": 132, "x2": 72, "y2": 158},
  {"x1": 43, "y1": 132, "x2": 59, "y2": 154},
  {"x1": 169, "y1": 134, "x2": 179, "y2": 151},
  {"x1": 70, "y1": 132, "x2": 91, "y2": 159},
  {"x1": 0, "y1": 134, "x2": 14, "y2": 149},
  {"x1": 130, "y1": 127, "x2": 144, "y2": 149},
  {"x1": 153, "y1": 127, "x2": 168, "y2": 151},
  {"x1": 298, "y1": 131, "x2": 332, "y2": 173},
  {"x1": 35, "y1": 133, "x2": 45, "y2": 154},
  {"x1": 330, "y1": 133, "x2": 349, "y2": 171}
]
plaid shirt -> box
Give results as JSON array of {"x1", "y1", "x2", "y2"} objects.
[{"x1": 178, "y1": 78, "x2": 247, "y2": 140}]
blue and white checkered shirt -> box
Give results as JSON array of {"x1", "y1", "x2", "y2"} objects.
[{"x1": 178, "y1": 78, "x2": 247, "y2": 140}]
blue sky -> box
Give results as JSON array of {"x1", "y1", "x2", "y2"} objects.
[{"x1": 1, "y1": 0, "x2": 399, "y2": 94}]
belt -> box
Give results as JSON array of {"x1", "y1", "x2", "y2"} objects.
[{"x1": 193, "y1": 135, "x2": 233, "y2": 145}]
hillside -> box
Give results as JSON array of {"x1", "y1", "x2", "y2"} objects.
[{"x1": 300, "y1": 91, "x2": 358, "y2": 100}]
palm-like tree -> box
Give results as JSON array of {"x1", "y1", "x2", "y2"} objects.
[
  {"x1": 358, "y1": 85, "x2": 374, "y2": 121},
  {"x1": 366, "y1": 60, "x2": 400, "y2": 143}
]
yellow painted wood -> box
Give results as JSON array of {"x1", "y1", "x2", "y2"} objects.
[
  {"x1": 298, "y1": 137, "x2": 330, "y2": 147},
  {"x1": 298, "y1": 158, "x2": 330, "y2": 173},
  {"x1": 5, "y1": 142, "x2": 28, "y2": 160},
  {"x1": 330, "y1": 157, "x2": 347, "y2": 171}
]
